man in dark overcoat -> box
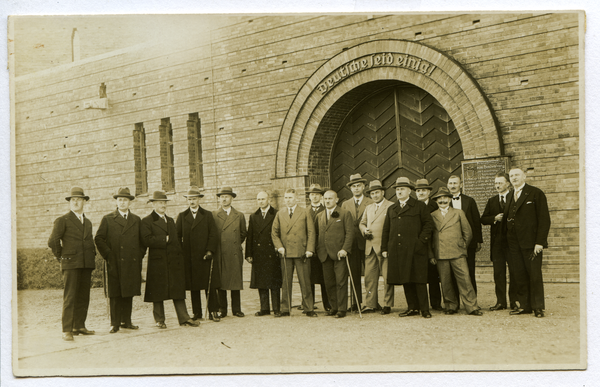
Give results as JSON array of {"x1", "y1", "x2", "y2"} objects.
[
  {"x1": 381, "y1": 177, "x2": 434, "y2": 318},
  {"x1": 213, "y1": 187, "x2": 247, "y2": 318},
  {"x1": 95, "y1": 187, "x2": 146, "y2": 333},
  {"x1": 245, "y1": 191, "x2": 281, "y2": 316},
  {"x1": 176, "y1": 186, "x2": 221, "y2": 322},
  {"x1": 141, "y1": 191, "x2": 199, "y2": 328},
  {"x1": 48, "y1": 187, "x2": 97, "y2": 341},
  {"x1": 504, "y1": 167, "x2": 551, "y2": 318}
]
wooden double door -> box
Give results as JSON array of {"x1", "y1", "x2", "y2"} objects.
[{"x1": 331, "y1": 86, "x2": 464, "y2": 201}]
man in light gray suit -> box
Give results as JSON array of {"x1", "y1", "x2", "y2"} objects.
[
  {"x1": 359, "y1": 180, "x2": 394, "y2": 314},
  {"x1": 271, "y1": 188, "x2": 317, "y2": 317},
  {"x1": 430, "y1": 187, "x2": 482, "y2": 316}
]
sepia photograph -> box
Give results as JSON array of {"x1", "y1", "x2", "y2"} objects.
[{"x1": 2, "y1": 0, "x2": 595, "y2": 384}]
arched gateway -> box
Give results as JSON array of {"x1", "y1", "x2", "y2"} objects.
[{"x1": 273, "y1": 39, "x2": 503, "y2": 199}]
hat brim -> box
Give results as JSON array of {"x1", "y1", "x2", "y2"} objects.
[
  {"x1": 113, "y1": 194, "x2": 135, "y2": 200},
  {"x1": 66, "y1": 195, "x2": 90, "y2": 201},
  {"x1": 183, "y1": 194, "x2": 205, "y2": 198},
  {"x1": 216, "y1": 192, "x2": 237, "y2": 198},
  {"x1": 346, "y1": 179, "x2": 368, "y2": 187},
  {"x1": 415, "y1": 185, "x2": 433, "y2": 191},
  {"x1": 365, "y1": 186, "x2": 386, "y2": 194},
  {"x1": 432, "y1": 193, "x2": 453, "y2": 200},
  {"x1": 392, "y1": 183, "x2": 415, "y2": 190},
  {"x1": 306, "y1": 189, "x2": 325, "y2": 194},
  {"x1": 148, "y1": 198, "x2": 170, "y2": 202}
]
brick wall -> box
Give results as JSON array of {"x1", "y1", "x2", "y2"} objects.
[{"x1": 14, "y1": 13, "x2": 581, "y2": 282}]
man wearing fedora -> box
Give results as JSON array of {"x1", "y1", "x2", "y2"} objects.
[
  {"x1": 359, "y1": 180, "x2": 394, "y2": 314},
  {"x1": 176, "y1": 186, "x2": 221, "y2": 322},
  {"x1": 95, "y1": 187, "x2": 146, "y2": 333},
  {"x1": 305, "y1": 183, "x2": 331, "y2": 312},
  {"x1": 141, "y1": 191, "x2": 199, "y2": 328},
  {"x1": 430, "y1": 187, "x2": 482, "y2": 316},
  {"x1": 272, "y1": 188, "x2": 317, "y2": 317},
  {"x1": 340, "y1": 173, "x2": 373, "y2": 312},
  {"x1": 415, "y1": 178, "x2": 443, "y2": 312},
  {"x1": 245, "y1": 191, "x2": 281, "y2": 316},
  {"x1": 481, "y1": 171, "x2": 518, "y2": 312},
  {"x1": 48, "y1": 187, "x2": 97, "y2": 341},
  {"x1": 213, "y1": 187, "x2": 247, "y2": 318},
  {"x1": 381, "y1": 177, "x2": 434, "y2": 318},
  {"x1": 447, "y1": 175, "x2": 483, "y2": 294}
]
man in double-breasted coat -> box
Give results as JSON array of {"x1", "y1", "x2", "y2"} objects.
[
  {"x1": 48, "y1": 187, "x2": 97, "y2": 341},
  {"x1": 141, "y1": 191, "x2": 199, "y2": 328},
  {"x1": 95, "y1": 187, "x2": 146, "y2": 333},
  {"x1": 245, "y1": 191, "x2": 281, "y2": 316},
  {"x1": 381, "y1": 177, "x2": 434, "y2": 318},
  {"x1": 176, "y1": 186, "x2": 220, "y2": 322},
  {"x1": 213, "y1": 187, "x2": 247, "y2": 318}
]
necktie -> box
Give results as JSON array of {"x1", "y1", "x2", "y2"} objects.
[
  {"x1": 191, "y1": 211, "x2": 197, "y2": 218},
  {"x1": 289, "y1": 208, "x2": 293, "y2": 218},
  {"x1": 124, "y1": 213, "x2": 127, "y2": 220},
  {"x1": 515, "y1": 189, "x2": 522, "y2": 201},
  {"x1": 262, "y1": 212, "x2": 266, "y2": 219},
  {"x1": 400, "y1": 202, "x2": 405, "y2": 208},
  {"x1": 500, "y1": 196, "x2": 505, "y2": 211},
  {"x1": 80, "y1": 215, "x2": 84, "y2": 224}
]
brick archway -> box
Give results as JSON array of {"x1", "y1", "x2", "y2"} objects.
[{"x1": 274, "y1": 39, "x2": 502, "y2": 180}]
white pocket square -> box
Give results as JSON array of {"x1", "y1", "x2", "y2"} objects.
[
  {"x1": 336, "y1": 219, "x2": 341, "y2": 222},
  {"x1": 526, "y1": 201, "x2": 533, "y2": 204}
]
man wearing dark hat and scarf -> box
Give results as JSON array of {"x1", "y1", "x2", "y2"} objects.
[{"x1": 48, "y1": 187, "x2": 97, "y2": 341}]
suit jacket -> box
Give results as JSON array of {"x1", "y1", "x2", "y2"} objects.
[
  {"x1": 451, "y1": 193, "x2": 483, "y2": 249},
  {"x1": 246, "y1": 206, "x2": 281, "y2": 289},
  {"x1": 271, "y1": 206, "x2": 316, "y2": 258},
  {"x1": 341, "y1": 195, "x2": 374, "y2": 251},
  {"x1": 213, "y1": 207, "x2": 247, "y2": 290},
  {"x1": 381, "y1": 197, "x2": 433, "y2": 284},
  {"x1": 431, "y1": 207, "x2": 473, "y2": 260},
  {"x1": 95, "y1": 210, "x2": 146, "y2": 297},
  {"x1": 503, "y1": 183, "x2": 551, "y2": 249},
  {"x1": 315, "y1": 206, "x2": 354, "y2": 263},
  {"x1": 141, "y1": 211, "x2": 186, "y2": 302},
  {"x1": 425, "y1": 198, "x2": 438, "y2": 213},
  {"x1": 48, "y1": 211, "x2": 96, "y2": 270},
  {"x1": 359, "y1": 199, "x2": 394, "y2": 255},
  {"x1": 308, "y1": 203, "x2": 327, "y2": 283},
  {"x1": 176, "y1": 206, "x2": 220, "y2": 291},
  {"x1": 308, "y1": 203, "x2": 326, "y2": 222},
  {"x1": 480, "y1": 194, "x2": 508, "y2": 260}
]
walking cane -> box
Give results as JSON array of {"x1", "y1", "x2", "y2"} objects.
[
  {"x1": 280, "y1": 250, "x2": 292, "y2": 318},
  {"x1": 204, "y1": 256, "x2": 214, "y2": 321},
  {"x1": 103, "y1": 260, "x2": 110, "y2": 322},
  {"x1": 344, "y1": 252, "x2": 363, "y2": 318}
]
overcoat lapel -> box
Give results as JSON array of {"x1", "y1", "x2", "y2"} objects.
[
  {"x1": 192, "y1": 209, "x2": 205, "y2": 230},
  {"x1": 83, "y1": 217, "x2": 92, "y2": 239},
  {"x1": 439, "y1": 208, "x2": 457, "y2": 230},
  {"x1": 257, "y1": 208, "x2": 274, "y2": 233},
  {"x1": 113, "y1": 210, "x2": 127, "y2": 229},
  {"x1": 286, "y1": 208, "x2": 300, "y2": 233},
  {"x1": 513, "y1": 184, "x2": 531, "y2": 212},
  {"x1": 222, "y1": 208, "x2": 237, "y2": 230},
  {"x1": 153, "y1": 211, "x2": 168, "y2": 232},
  {"x1": 68, "y1": 211, "x2": 84, "y2": 232}
]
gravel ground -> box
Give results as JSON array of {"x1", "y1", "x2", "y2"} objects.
[{"x1": 14, "y1": 281, "x2": 583, "y2": 376}]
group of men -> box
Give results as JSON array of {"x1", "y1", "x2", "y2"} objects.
[{"x1": 47, "y1": 166, "x2": 551, "y2": 341}]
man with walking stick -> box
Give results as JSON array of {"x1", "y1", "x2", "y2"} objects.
[
  {"x1": 316, "y1": 190, "x2": 354, "y2": 319},
  {"x1": 176, "y1": 186, "x2": 221, "y2": 322},
  {"x1": 271, "y1": 188, "x2": 317, "y2": 317}
]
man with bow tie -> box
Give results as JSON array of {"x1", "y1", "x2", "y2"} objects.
[
  {"x1": 447, "y1": 175, "x2": 483, "y2": 294},
  {"x1": 481, "y1": 172, "x2": 518, "y2": 312},
  {"x1": 503, "y1": 167, "x2": 551, "y2": 318},
  {"x1": 48, "y1": 187, "x2": 97, "y2": 341},
  {"x1": 176, "y1": 186, "x2": 220, "y2": 322},
  {"x1": 95, "y1": 187, "x2": 146, "y2": 333}
]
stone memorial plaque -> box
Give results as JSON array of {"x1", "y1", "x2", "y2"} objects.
[{"x1": 461, "y1": 157, "x2": 510, "y2": 263}]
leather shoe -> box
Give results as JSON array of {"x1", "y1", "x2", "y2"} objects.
[
  {"x1": 72, "y1": 328, "x2": 95, "y2": 335},
  {"x1": 510, "y1": 304, "x2": 519, "y2": 311},
  {"x1": 444, "y1": 309, "x2": 457, "y2": 315},
  {"x1": 421, "y1": 311, "x2": 432, "y2": 318},
  {"x1": 534, "y1": 309, "x2": 545, "y2": 318},
  {"x1": 192, "y1": 314, "x2": 202, "y2": 321},
  {"x1": 255, "y1": 311, "x2": 270, "y2": 316},
  {"x1": 510, "y1": 308, "x2": 533, "y2": 315},
  {"x1": 297, "y1": 305, "x2": 304, "y2": 310},
  {"x1": 156, "y1": 322, "x2": 167, "y2": 329},
  {"x1": 489, "y1": 304, "x2": 507, "y2": 311},
  {"x1": 327, "y1": 310, "x2": 338, "y2": 316},
  {"x1": 398, "y1": 309, "x2": 419, "y2": 317},
  {"x1": 180, "y1": 319, "x2": 200, "y2": 327},
  {"x1": 469, "y1": 310, "x2": 484, "y2": 316},
  {"x1": 306, "y1": 311, "x2": 318, "y2": 317},
  {"x1": 62, "y1": 332, "x2": 74, "y2": 341},
  {"x1": 219, "y1": 310, "x2": 227, "y2": 318},
  {"x1": 335, "y1": 312, "x2": 346, "y2": 318},
  {"x1": 380, "y1": 307, "x2": 391, "y2": 315},
  {"x1": 279, "y1": 312, "x2": 290, "y2": 317},
  {"x1": 273, "y1": 312, "x2": 282, "y2": 317},
  {"x1": 109, "y1": 326, "x2": 120, "y2": 333},
  {"x1": 347, "y1": 304, "x2": 359, "y2": 312},
  {"x1": 121, "y1": 324, "x2": 139, "y2": 330},
  {"x1": 209, "y1": 312, "x2": 221, "y2": 322},
  {"x1": 361, "y1": 307, "x2": 375, "y2": 314},
  {"x1": 233, "y1": 312, "x2": 245, "y2": 318}
]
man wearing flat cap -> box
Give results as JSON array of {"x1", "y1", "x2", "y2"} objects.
[
  {"x1": 141, "y1": 191, "x2": 199, "y2": 328},
  {"x1": 176, "y1": 187, "x2": 221, "y2": 322},
  {"x1": 430, "y1": 187, "x2": 482, "y2": 316},
  {"x1": 213, "y1": 187, "x2": 247, "y2": 318},
  {"x1": 381, "y1": 177, "x2": 434, "y2": 318},
  {"x1": 95, "y1": 187, "x2": 146, "y2": 333},
  {"x1": 48, "y1": 187, "x2": 97, "y2": 341},
  {"x1": 415, "y1": 178, "x2": 443, "y2": 312},
  {"x1": 340, "y1": 173, "x2": 373, "y2": 312},
  {"x1": 359, "y1": 180, "x2": 394, "y2": 314}
]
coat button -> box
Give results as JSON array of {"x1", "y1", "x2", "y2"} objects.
[{"x1": 398, "y1": 234, "x2": 401, "y2": 237}]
